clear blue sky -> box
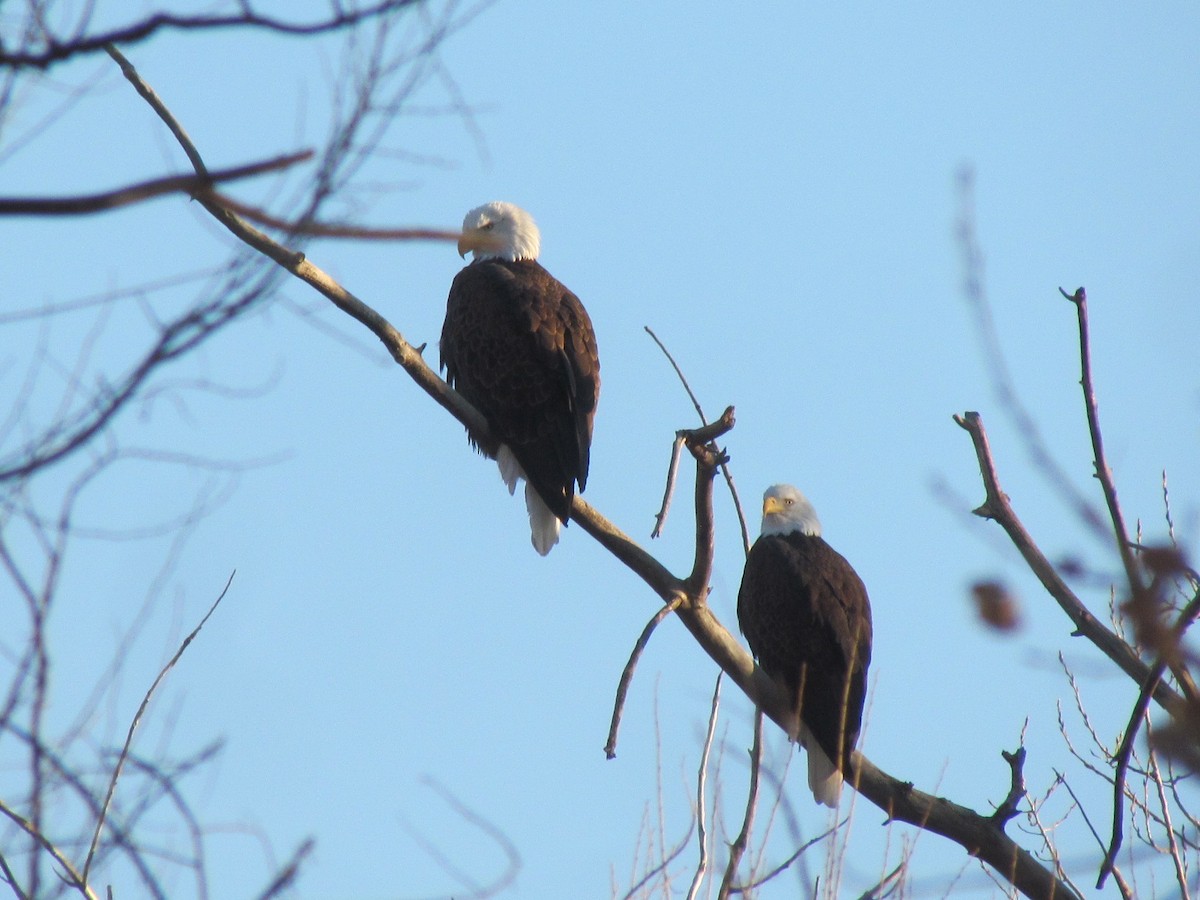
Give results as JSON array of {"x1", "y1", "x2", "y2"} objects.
[{"x1": 2, "y1": 2, "x2": 1198, "y2": 897}]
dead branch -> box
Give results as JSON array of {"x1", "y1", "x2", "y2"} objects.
[
  {"x1": 652, "y1": 434, "x2": 686, "y2": 539},
  {"x1": 991, "y1": 745, "x2": 1027, "y2": 828},
  {"x1": 0, "y1": 152, "x2": 311, "y2": 216}
]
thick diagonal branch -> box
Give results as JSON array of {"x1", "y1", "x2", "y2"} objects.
[{"x1": 954, "y1": 411, "x2": 1181, "y2": 714}]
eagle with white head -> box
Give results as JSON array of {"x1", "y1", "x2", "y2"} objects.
[
  {"x1": 440, "y1": 202, "x2": 600, "y2": 555},
  {"x1": 737, "y1": 484, "x2": 873, "y2": 806}
]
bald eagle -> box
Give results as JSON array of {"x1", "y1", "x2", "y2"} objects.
[
  {"x1": 440, "y1": 202, "x2": 600, "y2": 555},
  {"x1": 737, "y1": 484, "x2": 873, "y2": 807}
]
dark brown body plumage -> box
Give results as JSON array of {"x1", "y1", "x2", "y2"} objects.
[
  {"x1": 737, "y1": 531, "x2": 872, "y2": 769},
  {"x1": 440, "y1": 258, "x2": 600, "y2": 523}
]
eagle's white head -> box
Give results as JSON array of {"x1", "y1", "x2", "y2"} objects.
[
  {"x1": 457, "y1": 201, "x2": 541, "y2": 262},
  {"x1": 759, "y1": 483, "x2": 822, "y2": 538}
]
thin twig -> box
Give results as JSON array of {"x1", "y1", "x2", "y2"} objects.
[
  {"x1": 605, "y1": 598, "x2": 684, "y2": 759},
  {"x1": 644, "y1": 327, "x2": 750, "y2": 554},
  {"x1": 652, "y1": 434, "x2": 686, "y2": 539},
  {"x1": 1059, "y1": 287, "x2": 1142, "y2": 597},
  {"x1": 0, "y1": 798, "x2": 99, "y2": 900},
  {"x1": 83, "y1": 572, "x2": 234, "y2": 882},
  {"x1": 1145, "y1": 716, "x2": 1190, "y2": 900},
  {"x1": 718, "y1": 711, "x2": 762, "y2": 899},
  {"x1": 253, "y1": 839, "x2": 315, "y2": 900},
  {"x1": 203, "y1": 189, "x2": 461, "y2": 242},
  {"x1": 1098, "y1": 583, "x2": 1200, "y2": 888},
  {"x1": 3, "y1": 1, "x2": 421, "y2": 69},
  {"x1": 730, "y1": 819, "x2": 846, "y2": 894},
  {"x1": 686, "y1": 674, "x2": 723, "y2": 900}
]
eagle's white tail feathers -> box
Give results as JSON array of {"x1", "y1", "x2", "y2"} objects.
[
  {"x1": 495, "y1": 445, "x2": 561, "y2": 555},
  {"x1": 496, "y1": 445, "x2": 522, "y2": 495},
  {"x1": 798, "y1": 722, "x2": 843, "y2": 808},
  {"x1": 526, "y1": 484, "x2": 561, "y2": 555}
]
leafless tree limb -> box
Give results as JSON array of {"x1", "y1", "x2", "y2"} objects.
[
  {"x1": 252, "y1": 838, "x2": 315, "y2": 900},
  {"x1": 644, "y1": 327, "x2": 751, "y2": 554},
  {"x1": 954, "y1": 410, "x2": 1182, "y2": 715},
  {"x1": 605, "y1": 598, "x2": 683, "y2": 760},
  {"x1": 0, "y1": 152, "x2": 312, "y2": 216},
  {"x1": 0, "y1": 1, "x2": 424, "y2": 70},
  {"x1": 652, "y1": 433, "x2": 686, "y2": 539},
  {"x1": 730, "y1": 818, "x2": 844, "y2": 895},
  {"x1": 1059, "y1": 287, "x2": 1141, "y2": 596}
]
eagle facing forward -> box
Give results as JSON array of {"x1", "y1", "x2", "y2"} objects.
[
  {"x1": 440, "y1": 202, "x2": 600, "y2": 555},
  {"x1": 737, "y1": 484, "x2": 873, "y2": 807}
]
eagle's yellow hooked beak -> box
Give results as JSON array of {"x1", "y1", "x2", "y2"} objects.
[
  {"x1": 762, "y1": 495, "x2": 785, "y2": 517},
  {"x1": 457, "y1": 226, "x2": 503, "y2": 259}
]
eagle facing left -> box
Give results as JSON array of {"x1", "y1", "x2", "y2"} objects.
[{"x1": 440, "y1": 201, "x2": 600, "y2": 555}]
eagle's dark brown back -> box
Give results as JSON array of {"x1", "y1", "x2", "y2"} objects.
[
  {"x1": 440, "y1": 258, "x2": 600, "y2": 522},
  {"x1": 737, "y1": 531, "x2": 873, "y2": 768}
]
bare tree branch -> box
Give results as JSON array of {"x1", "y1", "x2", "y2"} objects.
[
  {"x1": 0, "y1": 1, "x2": 424, "y2": 70},
  {"x1": 0, "y1": 798, "x2": 99, "y2": 900},
  {"x1": 0, "y1": 152, "x2": 311, "y2": 216},
  {"x1": 954, "y1": 410, "x2": 1182, "y2": 714},
  {"x1": 83, "y1": 572, "x2": 233, "y2": 882},
  {"x1": 605, "y1": 598, "x2": 683, "y2": 759},
  {"x1": 1059, "y1": 287, "x2": 1142, "y2": 596}
]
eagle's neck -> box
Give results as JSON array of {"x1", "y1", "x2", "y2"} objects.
[{"x1": 762, "y1": 516, "x2": 821, "y2": 539}]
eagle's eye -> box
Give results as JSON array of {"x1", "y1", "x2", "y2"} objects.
[
  {"x1": 784, "y1": 498, "x2": 794, "y2": 506},
  {"x1": 480, "y1": 221, "x2": 495, "y2": 231}
]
